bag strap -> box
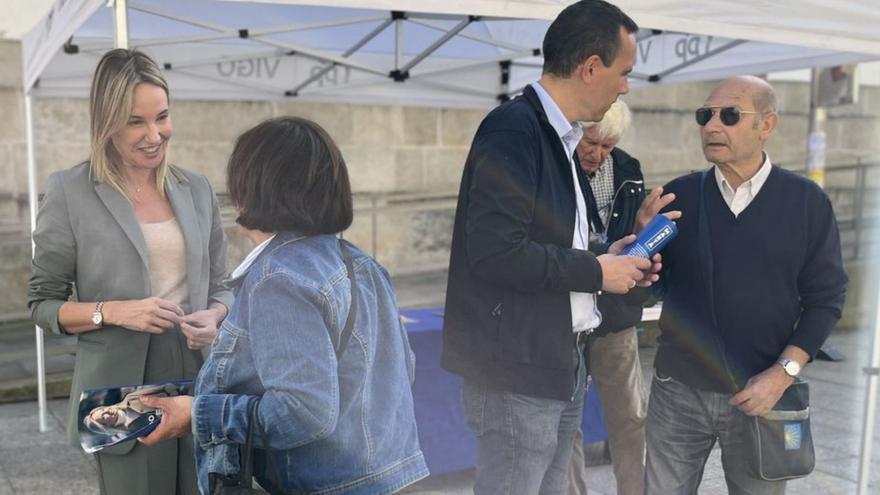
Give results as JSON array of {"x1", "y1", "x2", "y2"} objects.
[
  {"x1": 231, "y1": 241, "x2": 358, "y2": 494},
  {"x1": 573, "y1": 152, "x2": 605, "y2": 235},
  {"x1": 238, "y1": 397, "x2": 260, "y2": 489},
  {"x1": 240, "y1": 398, "x2": 284, "y2": 493},
  {"x1": 337, "y1": 239, "x2": 358, "y2": 359},
  {"x1": 698, "y1": 169, "x2": 739, "y2": 392}
]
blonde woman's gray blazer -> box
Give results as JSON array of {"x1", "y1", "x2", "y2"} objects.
[{"x1": 28, "y1": 162, "x2": 234, "y2": 452}]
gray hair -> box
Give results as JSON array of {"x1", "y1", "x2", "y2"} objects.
[{"x1": 579, "y1": 99, "x2": 632, "y2": 141}]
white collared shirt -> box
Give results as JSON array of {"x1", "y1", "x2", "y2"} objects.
[
  {"x1": 230, "y1": 234, "x2": 277, "y2": 280},
  {"x1": 714, "y1": 153, "x2": 772, "y2": 217},
  {"x1": 531, "y1": 82, "x2": 602, "y2": 333}
]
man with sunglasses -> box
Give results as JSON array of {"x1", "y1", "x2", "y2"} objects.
[{"x1": 645, "y1": 75, "x2": 848, "y2": 494}]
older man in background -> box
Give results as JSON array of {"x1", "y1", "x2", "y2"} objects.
[{"x1": 568, "y1": 100, "x2": 650, "y2": 495}]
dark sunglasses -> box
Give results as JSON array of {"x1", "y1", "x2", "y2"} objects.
[{"x1": 695, "y1": 107, "x2": 760, "y2": 126}]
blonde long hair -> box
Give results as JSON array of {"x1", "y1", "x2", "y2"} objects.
[{"x1": 89, "y1": 49, "x2": 175, "y2": 199}]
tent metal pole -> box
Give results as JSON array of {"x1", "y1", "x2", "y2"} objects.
[
  {"x1": 411, "y1": 49, "x2": 536, "y2": 78},
  {"x1": 287, "y1": 18, "x2": 393, "y2": 96},
  {"x1": 857, "y1": 298, "x2": 880, "y2": 494},
  {"x1": 395, "y1": 18, "x2": 403, "y2": 71},
  {"x1": 114, "y1": 0, "x2": 129, "y2": 49},
  {"x1": 404, "y1": 11, "x2": 519, "y2": 23},
  {"x1": 128, "y1": 1, "x2": 228, "y2": 31},
  {"x1": 130, "y1": 1, "x2": 384, "y2": 75},
  {"x1": 123, "y1": 14, "x2": 389, "y2": 49},
  {"x1": 399, "y1": 17, "x2": 472, "y2": 74},
  {"x1": 25, "y1": 92, "x2": 50, "y2": 434},
  {"x1": 407, "y1": 18, "x2": 528, "y2": 52}
]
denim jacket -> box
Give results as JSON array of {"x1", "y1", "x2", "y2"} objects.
[{"x1": 192, "y1": 232, "x2": 429, "y2": 494}]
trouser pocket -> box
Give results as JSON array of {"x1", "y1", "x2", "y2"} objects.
[{"x1": 462, "y1": 380, "x2": 487, "y2": 437}]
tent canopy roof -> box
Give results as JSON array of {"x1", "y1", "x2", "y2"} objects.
[
  {"x1": 236, "y1": 0, "x2": 880, "y2": 56},
  {"x1": 18, "y1": 0, "x2": 880, "y2": 108}
]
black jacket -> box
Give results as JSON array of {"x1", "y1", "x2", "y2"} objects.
[
  {"x1": 587, "y1": 148, "x2": 652, "y2": 336},
  {"x1": 441, "y1": 86, "x2": 603, "y2": 401}
]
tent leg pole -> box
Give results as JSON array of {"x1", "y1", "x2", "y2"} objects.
[
  {"x1": 34, "y1": 328, "x2": 48, "y2": 434},
  {"x1": 807, "y1": 67, "x2": 827, "y2": 188},
  {"x1": 114, "y1": 0, "x2": 129, "y2": 49},
  {"x1": 25, "y1": 93, "x2": 50, "y2": 434},
  {"x1": 857, "y1": 307, "x2": 880, "y2": 494}
]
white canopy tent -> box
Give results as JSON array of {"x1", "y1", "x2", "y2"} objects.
[
  {"x1": 20, "y1": 0, "x2": 880, "y2": 107},
  {"x1": 14, "y1": 1, "x2": 880, "y2": 493}
]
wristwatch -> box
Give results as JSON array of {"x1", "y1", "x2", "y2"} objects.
[
  {"x1": 92, "y1": 301, "x2": 105, "y2": 327},
  {"x1": 776, "y1": 357, "x2": 801, "y2": 377}
]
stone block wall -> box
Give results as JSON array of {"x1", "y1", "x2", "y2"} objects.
[
  {"x1": 1, "y1": 38, "x2": 879, "y2": 318},
  {"x1": 0, "y1": 41, "x2": 30, "y2": 321},
  {"x1": 621, "y1": 80, "x2": 880, "y2": 186}
]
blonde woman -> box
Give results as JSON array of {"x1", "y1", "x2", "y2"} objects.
[{"x1": 28, "y1": 49, "x2": 232, "y2": 494}]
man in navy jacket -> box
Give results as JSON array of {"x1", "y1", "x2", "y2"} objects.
[
  {"x1": 645, "y1": 76, "x2": 848, "y2": 494},
  {"x1": 441, "y1": 2, "x2": 668, "y2": 493}
]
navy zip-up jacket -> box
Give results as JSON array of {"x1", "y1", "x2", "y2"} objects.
[{"x1": 441, "y1": 85, "x2": 603, "y2": 401}]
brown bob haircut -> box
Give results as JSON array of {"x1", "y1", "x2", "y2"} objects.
[{"x1": 227, "y1": 117, "x2": 353, "y2": 235}]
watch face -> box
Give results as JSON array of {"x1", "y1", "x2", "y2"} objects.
[
  {"x1": 784, "y1": 361, "x2": 801, "y2": 376},
  {"x1": 92, "y1": 313, "x2": 101, "y2": 326}
]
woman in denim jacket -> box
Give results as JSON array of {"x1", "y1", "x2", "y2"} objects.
[{"x1": 140, "y1": 117, "x2": 429, "y2": 494}]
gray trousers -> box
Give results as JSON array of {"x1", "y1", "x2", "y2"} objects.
[
  {"x1": 568, "y1": 327, "x2": 647, "y2": 495},
  {"x1": 96, "y1": 436, "x2": 198, "y2": 495},
  {"x1": 645, "y1": 372, "x2": 786, "y2": 495},
  {"x1": 465, "y1": 343, "x2": 587, "y2": 495},
  {"x1": 94, "y1": 328, "x2": 202, "y2": 494}
]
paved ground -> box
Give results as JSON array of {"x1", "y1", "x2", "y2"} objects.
[
  {"x1": 1, "y1": 270, "x2": 878, "y2": 494},
  {"x1": 406, "y1": 324, "x2": 880, "y2": 495}
]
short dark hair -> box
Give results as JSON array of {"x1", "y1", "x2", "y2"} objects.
[
  {"x1": 542, "y1": 0, "x2": 638, "y2": 77},
  {"x1": 227, "y1": 117, "x2": 353, "y2": 235}
]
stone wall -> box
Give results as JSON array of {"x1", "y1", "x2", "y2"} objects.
[
  {"x1": 1, "y1": 38, "x2": 879, "y2": 319},
  {"x1": 622, "y1": 80, "x2": 880, "y2": 185},
  {"x1": 0, "y1": 40, "x2": 30, "y2": 321}
]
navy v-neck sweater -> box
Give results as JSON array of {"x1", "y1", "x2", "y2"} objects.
[{"x1": 655, "y1": 166, "x2": 847, "y2": 393}]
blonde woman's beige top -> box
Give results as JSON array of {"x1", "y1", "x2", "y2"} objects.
[{"x1": 141, "y1": 217, "x2": 190, "y2": 311}]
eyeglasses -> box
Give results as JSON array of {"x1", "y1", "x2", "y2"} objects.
[{"x1": 695, "y1": 107, "x2": 760, "y2": 127}]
